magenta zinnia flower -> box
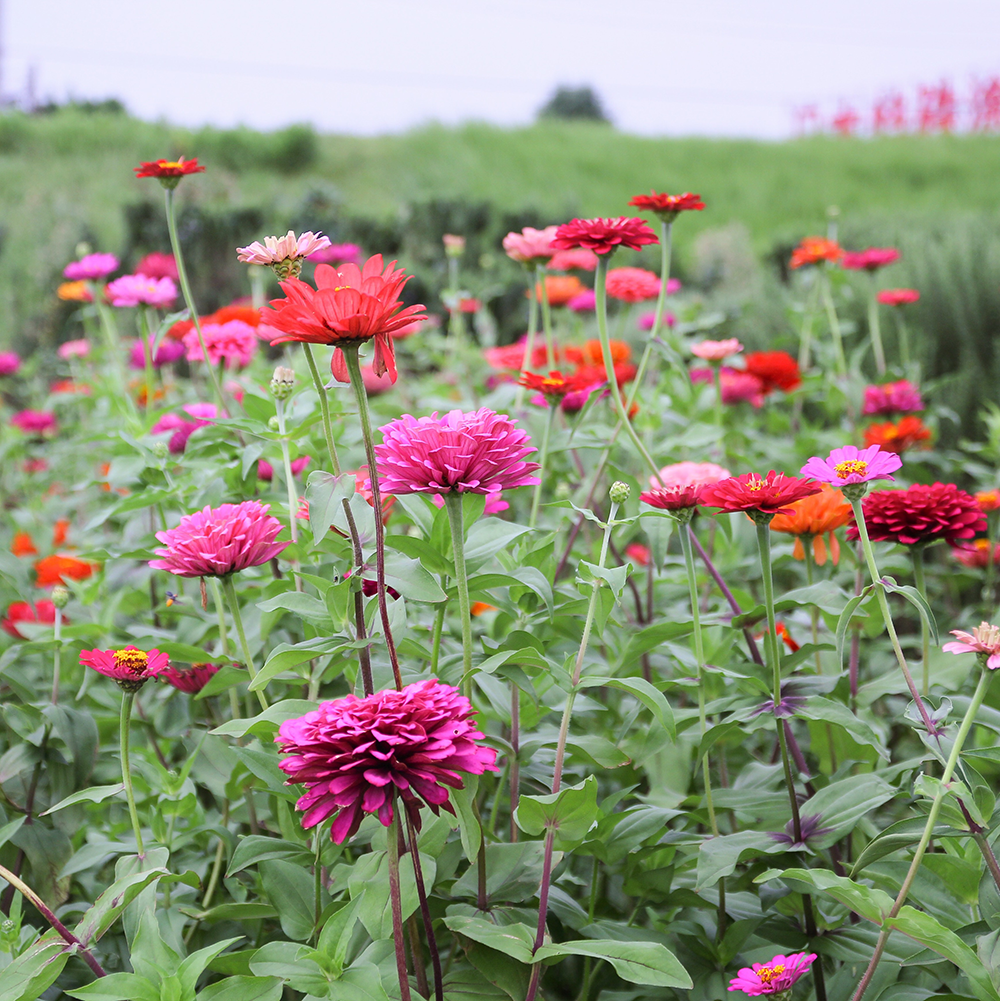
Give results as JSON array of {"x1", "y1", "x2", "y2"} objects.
[
  {"x1": 847, "y1": 483, "x2": 986, "y2": 546},
  {"x1": 159, "y1": 662, "x2": 221, "y2": 693},
  {"x1": 106, "y1": 274, "x2": 178, "y2": 309},
  {"x1": 0, "y1": 352, "x2": 20, "y2": 376},
  {"x1": 841, "y1": 247, "x2": 900, "y2": 271},
  {"x1": 943, "y1": 622, "x2": 1000, "y2": 669},
  {"x1": 552, "y1": 217, "x2": 659, "y2": 256},
  {"x1": 130, "y1": 335, "x2": 186, "y2": 370},
  {"x1": 135, "y1": 252, "x2": 178, "y2": 281},
  {"x1": 11, "y1": 410, "x2": 57, "y2": 435},
  {"x1": 183, "y1": 320, "x2": 258, "y2": 369},
  {"x1": 375, "y1": 408, "x2": 540, "y2": 496},
  {"x1": 276, "y1": 679, "x2": 498, "y2": 843},
  {"x1": 80, "y1": 647, "x2": 168, "y2": 692},
  {"x1": 728, "y1": 952, "x2": 817, "y2": 996},
  {"x1": 63, "y1": 252, "x2": 119, "y2": 281},
  {"x1": 862, "y1": 380, "x2": 924, "y2": 416},
  {"x1": 800, "y1": 444, "x2": 902, "y2": 487},
  {"x1": 307, "y1": 242, "x2": 363, "y2": 266},
  {"x1": 149, "y1": 500, "x2": 289, "y2": 577}
]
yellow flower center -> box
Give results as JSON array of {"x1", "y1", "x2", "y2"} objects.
[
  {"x1": 747, "y1": 477, "x2": 765, "y2": 492},
  {"x1": 113, "y1": 649, "x2": 149, "y2": 675},
  {"x1": 159, "y1": 161, "x2": 183, "y2": 170},
  {"x1": 757, "y1": 965, "x2": 786, "y2": 984},
  {"x1": 834, "y1": 460, "x2": 868, "y2": 479}
]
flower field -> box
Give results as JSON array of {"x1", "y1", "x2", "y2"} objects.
[{"x1": 2, "y1": 151, "x2": 1000, "y2": 1001}]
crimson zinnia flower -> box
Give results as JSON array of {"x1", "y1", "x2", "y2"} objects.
[
  {"x1": 841, "y1": 247, "x2": 900, "y2": 271},
  {"x1": 847, "y1": 483, "x2": 986, "y2": 546},
  {"x1": 149, "y1": 500, "x2": 289, "y2": 577},
  {"x1": 134, "y1": 157, "x2": 206, "y2": 188},
  {"x1": 519, "y1": 370, "x2": 595, "y2": 402},
  {"x1": 628, "y1": 191, "x2": 705, "y2": 221},
  {"x1": 744, "y1": 351, "x2": 801, "y2": 393},
  {"x1": 877, "y1": 288, "x2": 920, "y2": 307},
  {"x1": 80, "y1": 647, "x2": 168, "y2": 692},
  {"x1": 700, "y1": 471, "x2": 821, "y2": 519},
  {"x1": 159, "y1": 662, "x2": 221, "y2": 694},
  {"x1": 266, "y1": 254, "x2": 426, "y2": 384},
  {"x1": 552, "y1": 217, "x2": 658, "y2": 256},
  {"x1": 640, "y1": 484, "x2": 703, "y2": 522},
  {"x1": 276, "y1": 679, "x2": 498, "y2": 843}
]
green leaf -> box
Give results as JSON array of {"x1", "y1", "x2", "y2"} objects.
[
  {"x1": 695, "y1": 831, "x2": 784, "y2": 889},
  {"x1": 305, "y1": 470, "x2": 355, "y2": 545},
  {"x1": 74, "y1": 867, "x2": 169, "y2": 945},
  {"x1": 797, "y1": 773, "x2": 896, "y2": 848},
  {"x1": 255, "y1": 591, "x2": 332, "y2": 624},
  {"x1": 618, "y1": 621, "x2": 693, "y2": 669},
  {"x1": 451, "y1": 842, "x2": 548, "y2": 904},
  {"x1": 576, "y1": 561, "x2": 632, "y2": 601},
  {"x1": 577, "y1": 676, "x2": 675, "y2": 738},
  {"x1": 0, "y1": 934, "x2": 68, "y2": 1001},
  {"x1": 797, "y1": 697, "x2": 889, "y2": 760},
  {"x1": 836, "y1": 584, "x2": 877, "y2": 666},
  {"x1": 758, "y1": 867, "x2": 894, "y2": 924},
  {"x1": 464, "y1": 520, "x2": 533, "y2": 569},
  {"x1": 260, "y1": 859, "x2": 317, "y2": 941},
  {"x1": 533, "y1": 939, "x2": 692, "y2": 988},
  {"x1": 881, "y1": 576, "x2": 939, "y2": 645},
  {"x1": 852, "y1": 818, "x2": 966, "y2": 877},
  {"x1": 348, "y1": 849, "x2": 438, "y2": 940},
  {"x1": 383, "y1": 550, "x2": 447, "y2": 603},
  {"x1": 211, "y1": 700, "x2": 317, "y2": 738},
  {"x1": 450, "y1": 775, "x2": 481, "y2": 861},
  {"x1": 732, "y1": 581, "x2": 852, "y2": 628},
  {"x1": 514, "y1": 775, "x2": 598, "y2": 844},
  {"x1": 228, "y1": 836, "x2": 313, "y2": 876},
  {"x1": 196, "y1": 976, "x2": 283, "y2": 1001},
  {"x1": 41, "y1": 784, "x2": 124, "y2": 817},
  {"x1": 442, "y1": 914, "x2": 536, "y2": 963},
  {"x1": 66, "y1": 973, "x2": 160, "y2": 1001},
  {"x1": 178, "y1": 938, "x2": 244, "y2": 997}
]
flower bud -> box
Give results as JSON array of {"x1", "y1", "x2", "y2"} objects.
[
  {"x1": 269, "y1": 366, "x2": 295, "y2": 400},
  {"x1": 443, "y1": 234, "x2": 465, "y2": 258},
  {"x1": 609, "y1": 481, "x2": 630, "y2": 505},
  {"x1": 151, "y1": 441, "x2": 169, "y2": 460},
  {"x1": 51, "y1": 586, "x2": 70, "y2": 609},
  {"x1": 267, "y1": 416, "x2": 280, "y2": 432}
]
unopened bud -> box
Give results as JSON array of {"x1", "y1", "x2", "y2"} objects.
[
  {"x1": 609, "y1": 481, "x2": 630, "y2": 505},
  {"x1": 267, "y1": 416, "x2": 280, "y2": 432},
  {"x1": 443, "y1": 233, "x2": 465, "y2": 258},
  {"x1": 51, "y1": 586, "x2": 70, "y2": 609},
  {"x1": 151, "y1": 441, "x2": 169, "y2": 460},
  {"x1": 269, "y1": 366, "x2": 295, "y2": 400}
]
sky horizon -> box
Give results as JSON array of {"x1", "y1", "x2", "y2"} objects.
[{"x1": 5, "y1": 0, "x2": 1000, "y2": 140}]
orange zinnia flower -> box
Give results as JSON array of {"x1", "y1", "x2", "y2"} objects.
[
  {"x1": 529, "y1": 275, "x2": 586, "y2": 307},
  {"x1": 564, "y1": 339, "x2": 631, "y2": 368},
  {"x1": 789, "y1": 237, "x2": 843, "y2": 270},
  {"x1": 470, "y1": 602, "x2": 496, "y2": 616},
  {"x1": 11, "y1": 532, "x2": 37, "y2": 558},
  {"x1": 770, "y1": 484, "x2": 852, "y2": 565},
  {"x1": 975, "y1": 490, "x2": 1000, "y2": 513},
  {"x1": 35, "y1": 554, "x2": 98, "y2": 587},
  {"x1": 52, "y1": 520, "x2": 70, "y2": 547},
  {"x1": 57, "y1": 281, "x2": 93, "y2": 302},
  {"x1": 862, "y1": 415, "x2": 932, "y2": 454}
]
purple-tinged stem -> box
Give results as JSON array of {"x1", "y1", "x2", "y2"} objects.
[{"x1": 386, "y1": 811, "x2": 412, "y2": 1001}]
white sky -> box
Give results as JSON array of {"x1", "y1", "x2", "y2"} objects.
[{"x1": 5, "y1": 0, "x2": 1000, "y2": 138}]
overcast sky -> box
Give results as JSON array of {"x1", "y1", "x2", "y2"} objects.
[{"x1": 5, "y1": 0, "x2": 999, "y2": 138}]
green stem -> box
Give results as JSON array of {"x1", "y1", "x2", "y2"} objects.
[
  {"x1": 868, "y1": 278, "x2": 887, "y2": 376},
  {"x1": 911, "y1": 546, "x2": 930, "y2": 697},
  {"x1": 513, "y1": 265, "x2": 540, "y2": 410},
  {"x1": 137, "y1": 306, "x2": 155, "y2": 417},
  {"x1": 802, "y1": 542, "x2": 823, "y2": 672},
  {"x1": 51, "y1": 607, "x2": 62, "y2": 705},
  {"x1": 119, "y1": 692, "x2": 144, "y2": 855},
  {"x1": 208, "y1": 577, "x2": 239, "y2": 719},
  {"x1": 275, "y1": 398, "x2": 300, "y2": 550},
  {"x1": 430, "y1": 595, "x2": 446, "y2": 673},
  {"x1": 851, "y1": 668, "x2": 993, "y2": 1001},
  {"x1": 537, "y1": 263, "x2": 556, "y2": 368},
  {"x1": 445, "y1": 493, "x2": 473, "y2": 690},
  {"x1": 386, "y1": 811, "x2": 413, "y2": 1001},
  {"x1": 302, "y1": 343, "x2": 342, "y2": 475},
  {"x1": 820, "y1": 272, "x2": 847, "y2": 378},
  {"x1": 711, "y1": 364, "x2": 724, "y2": 427},
  {"x1": 222, "y1": 576, "x2": 268, "y2": 711},
  {"x1": 897, "y1": 312, "x2": 912, "y2": 371},
  {"x1": 529, "y1": 403, "x2": 557, "y2": 528},
  {"x1": 798, "y1": 276, "x2": 821, "y2": 372},
  {"x1": 985, "y1": 513, "x2": 998, "y2": 612},
  {"x1": 93, "y1": 291, "x2": 139, "y2": 425},
  {"x1": 163, "y1": 187, "x2": 228, "y2": 417}
]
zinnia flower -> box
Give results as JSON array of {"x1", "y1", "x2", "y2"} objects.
[
  {"x1": 877, "y1": 288, "x2": 919, "y2": 307},
  {"x1": 863, "y1": 416, "x2": 932, "y2": 454},
  {"x1": 692, "y1": 368, "x2": 765, "y2": 407},
  {"x1": 628, "y1": 191, "x2": 705, "y2": 221},
  {"x1": 502, "y1": 225, "x2": 558, "y2": 264},
  {"x1": 847, "y1": 483, "x2": 986, "y2": 546},
  {"x1": 57, "y1": 281, "x2": 93, "y2": 302},
  {"x1": 566, "y1": 290, "x2": 596, "y2": 312},
  {"x1": 135, "y1": 252, "x2": 179, "y2": 281},
  {"x1": 237, "y1": 231, "x2": 331, "y2": 278},
  {"x1": 564, "y1": 339, "x2": 630, "y2": 368},
  {"x1": 552, "y1": 217, "x2": 658, "y2": 255},
  {"x1": 700, "y1": 471, "x2": 821, "y2": 519},
  {"x1": 376, "y1": 408, "x2": 539, "y2": 497},
  {"x1": 728, "y1": 952, "x2": 817, "y2": 996},
  {"x1": 744, "y1": 351, "x2": 801, "y2": 393},
  {"x1": 548, "y1": 248, "x2": 599, "y2": 272},
  {"x1": 2, "y1": 600, "x2": 57, "y2": 639},
  {"x1": 0, "y1": 352, "x2": 20, "y2": 376},
  {"x1": 800, "y1": 444, "x2": 902, "y2": 487},
  {"x1": 106, "y1": 274, "x2": 178, "y2": 309},
  {"x1": 605, "y1": 267, "x2": 661, "y2": 302},
  {"x1": 626, "y1": 543, "x2": 651, "y2": 565},
  {"x1": 258, "y1": 456, "x2": 310, "y2": 481},
  {"x1": 943, "y1": 622, "x2": 1000, "y2": 670},
  {"x1": 841, "y1": 247, "x2": 900, "y2": 271},
  {"x1": 159, "y1": 662, "x2": 221, "y2": 693},
  {"x1": 638, "y1": 309, "x2": 676, "y2": 330},
  {"x1": 789, "y1": 237, "x2": 842, "y2": 269},
  {"x1": 149, "y1": 500, "x2": 289, "y2": 578},
  {"x1": 519, "y1": 370, "x2": 596, "y2": 403},
  {"x1": 11, "y1": 410, "x2": 57, "y2": 435},
  {"x1": 276, "y1": 678, "x2": 498, "y2": 843},
  {"x1": 483, "y1": 341, "x2": 553, "y2": 371},
  {"x1": 862, "y1": 380, "x2": 924, "y2": 415},
  {"x1": 691, "y1": 338, "x2": 743, "y2": 361},
  {"x1": 129, "y1": 335, "x2": 186, "y2": 370},
  {"x1": 11, "y1": 532, "x2": 37, "y2": 557},
  {"x1": 654, "y1": 461, "x2": 730, "y2": 488},
  {"x1": 529, "y1": 275, "x2": 586, "y2": 306},
  {"x1": 640, "y1": 484, "x2": 704, "y2": 518},
  {"x1": 770, "y1": 484, "x2": 852, "y2": 565},
  {"x1": 308, "y1": 243, "x2": 363, "y2": 266},
  {"x1": 952, "y1": 539, "x2": 1000, "y2": 568},
  {"x1": 58, "y1": 339, "x2": 91, "y2": 359},
  {"x1": 183, "y1": 320, "x2": 258, "y2": 369},
  {"x1": 134, "y1": 158, "x2": 206, "y2": 188},
  {"x1": 80, "y1": 647, "x2": 168, "y2": 692},
  {"x1": 63, "y1": 253, "x2": 119, "y2": 281},
  {"x1": 35, "y1": 554, "x2": 98, "y2": 587},
  {"x1": 976, "y1": 490, "x2": 1000, "y2": 512},
  {"x1": 266, "y1": 254, "x2": 426, "y2": 385}
]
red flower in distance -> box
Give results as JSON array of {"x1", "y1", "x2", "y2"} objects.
[
  {"x1": 267, "y1": 254, "x2": 426, "y2": 384},
  {"x1": 628, "y1": 191, "x2": 705, "y2": 221},
  {"x1": 744, "y1": 351, "x2": 801, "y2": 393},
  {"x1": 159, "y1": 662, "x2": 221, "y2": 694},
  {"x1": 863, "y1": 416, "x2": 932, "y2": 454},
  {"x1": 700, "y1": 471, "x2": 821, "y2": 518},
  {"x1": 877, "y1": 288, "x2": 920, "y2": 307},
  {"x1": 848, "y1": 483, "x2": 986, "y2": 546},
  {"x1": 952, "y1": 539, "x2": 1000, "y2": 569},
  {"x1": 606, "y1": 267, "x2": 661, "y2": 302},
  {"x1": 552, "y1": 217, "x2": 658, "y2": 256},
  {"x1": 519, "y1": 370, "x2": 595, "y2": 401},
  {"x1": 2, "y1": 600, "x2": 57, "y2": 639},
  {"x1": 35, "y1": 554, "x2": 98, "y2": 587},
  {"x1": 841, "y1": 247, "x2": 900, "y2": 271},
  {"x1": 789, "y1": 237, "x2": 842, "y2": 270},
  {"x1": 134, "y1": 158, "x2": 205, "y2": 189}
]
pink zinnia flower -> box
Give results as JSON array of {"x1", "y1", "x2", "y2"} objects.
[
  {"x1": 654, "y1": 461, "x2": 730, "y2": 488},
  {"x1": 943, "y1": 622, "x2": 1000, "y2": 669},
  {"x1": 307, "y1": 243, "x2": 363, "y2": 266},
  {"x1": 258, "y1": 456, "x2": 310, "y2": 482},
  {"x1": 502, "y1": 225, "x2": 558, "y2": 264},
  {"x1": 638, "y1": 310, "x2": 676, "y2": 331},
  {"x1": 0, "y1": 351, "x2": 20, "y2": 376},
  {"x1": 952, "y1": 539, "x2": 1000, "y2": 568},
  {"x1": 276, "y1": 679, "x2": 498, "y2": 843},
  {"x1": 80, "y1": 647, "x2": 168, "y2": 692},
  {"x1": 375, "y1": 408, "x2": 540, "y2": 496},
  {"x1": 63, "y1": 253, "x2": 119, "y2": 281},
  {"x1": 129, "y1": 335, "x2": 185, "y2": 370},
  {"x1": 149, "y1": 500, "x2": 289, "y2": 578},
  {"x1": 159, "y1": 662, "x2": 221, "y2": 693},
  {"x1": 605, "y1": 267, "x2": 661, "y2": 302},
  {"x1": 552, "y1": 217, "x2": 658, "y2": 255},
  {"x1": 362, "y1": 365, "x2": 395, "y2": 395},
  {"x1": 58, "y1": 339, "x2": 91, "y2": 359},
  {"x1": 106, "y1": 274, "x2": 178, "y2": 309},
  {"x1": 135, "y1": 252, "x2": 179, "y2": 281},
  {"x1": 11, "y1": 410, "x2": 57, "y2": 435},
  {"x1": 183, "y1": 320, "x2": 258, "y2": 368},
  {"x1": 863, "y1": 380, "x2": 924, "y2": 416},
  {"x1": 877, "y1": 288, "x2": 919, "y2": 307},
  {"x1": 237, "y1": 230, "x2": 331, "y2": 266},
  {"x1": 841, "y1": 248, "x2": 900, "y2": 271},
  {"x1": 800, "y1": 444, "x2": 902, "y2": 487},
  {"x1": 691, "y1": 368, "x2": 766, "y2": 407},
  {"x1": 728, "y1": 952, "x2": 817, "y2": 996},
  {"x1": 567, "y1": 290, "x2": 596, "y2": 313},
  {"x1": 691, "y1": 338, "x2": 743, "y2": 361},
  {"x1": 548, "y1": 248, "x2": 599, "y2": 272},
  {"x1": 640, "y1": 484, "x2": 704, "y2": 511}
]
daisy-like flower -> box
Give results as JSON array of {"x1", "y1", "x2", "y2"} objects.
[
  {"x1": 502, "y1": 225, "x2": 558, "y2": 264},
  {"x1": 628, "y1": 190, "x2": 705, "y2": 221},
  {"x1": 552, "y1": 217, "x2": 658, "y2": 256},
  {"x1": 841, "y1": 247, "x2": 900, "y2": 271},
  {"x1": 2, "y1": 600, "x2": 57, "y2": 639},
  {"x1": 519, "y1": 369, "x2": 596, "y2": 404},
  {"x1": 80, "y1": 647, "x2": 168, "y2": 692},
  {"x1": 847, "y1": 483, "x2": 986, "y2": 546},
  {"x1": 237, "y1": 230, "x2": 332, "y2": 279},
  {"x1": 728, "y1": 952, "x2": 818, "y2": 996},
  {"x1": 877, "y1": 288, "x2": 920, "y2": 306},
  {"x1": 134, "y1": 157, "x2": 206, "y2": 188},
  {"x1": 276, "y1": 678, "x2": 498, "y2": 843},
  {"x1": 691, "y1": 338, "x2": 743, "y2": 361},
  {"x1": 943, "y1": 622, "x2": 1000, "y2": 670},
  {"x1": 106, "y1": 274, "x2": 178, "y2": 309},
  {"x1": 63, "y1": 252, "x2": 119, "y2": 281},
  {"x1": 744, "y1": 351, "x2": 801, "y2": 393},
  {"x1": 640, "y1": 484, "x2": 703, "y2": 523},
  {"x1": 770, "y1": 484, "x2": 852, "y2": 565},
  {"x1": 149, "y1": 500, "x2": 289, "y2": 578},
  {"x1": 529, "y1": 275, "x2": 586, "y2": 306},
  {"x1": 789, "y1": 237, "x2": 842, "y2": 269},
  {"x1": 862, "y1": 380, "x2": 924, "y2": 416},
  {"x1": 952, "y1": 539, "x2": 1000, "y2": 568},
  {"x1": 863, "y1": 415, "x2": 933, "y2": 454},
  {"x1": 135, "y1": 252, "x2": 179, "y2": 281},
  {"x1": 266, "y1": 254, "x2": 426, "y2": 385},
  {"x1": 800, "y1": 445, "x2": 902, "y2": 496},
  {"x1": 0, "y1": 352, "x2": 20, "y2": 376},
  {"x1": 605, "y1": 267, "x2": 661, "y2": 302},
  {"x1": 700, "y1": 471, "x2": 821, "y2": 521},
  {"x1": 376, "y1": 408, "x2": 540, "y2": 497},
  {"x1": 183, "y1": 320, "x2": 258, "y2": 369},
  {"x1": 159, "y1": 662, "x2": 221, "y2": 694},
  {"x1": 654, "y1": 461, "x2": 731, "y2": 488}
]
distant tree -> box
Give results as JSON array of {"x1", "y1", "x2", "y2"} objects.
[{"x1": 537, "y1": 85, "x2": 611, "y2": 124}]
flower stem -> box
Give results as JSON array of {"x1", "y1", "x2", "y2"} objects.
[
  {"x1": 868, "y1": 277, "x2": 887, "y2": 376},
  {"x1": 986, "y1": 512, "x2": 999, "y2": 612},
  {"x1": 850, "y1": 499, "x2": 938, "y2": 735},
  {"x1": 911, "y1": 546, "x2": 931, "y2": 696},
  {"x1": 208, "y1": 577, "x2": 240, "y2": 720},
  {"x1": 221, "y1": 575, "x2": 269, "y2": 712},
  {"x1": 798, "y1": 275, "x2": 821, "y2": 372},
  {"x1": 275, "y1": 398, "x2": 300, "y2": 549},
  {"x1": 92, "y1": 292, "x2": 139, "y2": 425},
  {"x1": 529, "y1": 403, "x2": 557, "y2": 528},
  {"x1": 119, "y1": 692, "x2": 144, "y2": 855},
  {"x1": 405, "y1": 810, "x2": 444, "y2": 1001},
  {"x1": 51, "y1": 607, "x2": 62, "y2": 705},
  {"x1": 444, "y1": 493, "x2": 473, "y2": 690},
  {"x1": 137, "y1": 306, "x2": 156, "y2": 417},
  {"x1": 820, "y1": 272, "x2": 847, "y2": 378},
  {"x1": 537, "y1": 263, "x2": 556, "y2": 369},
  {"x1": 510, "y1": 684, "x2": 520, "y2": 843},
  {"x1": 802, "y1": 542, "x2": 823, "y2": 673},
  {"x1": 163, "y1": 187, "x2": 228, "y2": 417},
  {"x1": 386, "y1": 811, "x2": 413, "y2": 1001},
  {"x1": 514, "y1": 267, "x2": 541, "y2": 411},
  {"x1": 302, "y1": 344, "x2": 341, "y2": 474},
  {"x1": 851, "y1": 668, "x2": 993, "y2": 1001}
]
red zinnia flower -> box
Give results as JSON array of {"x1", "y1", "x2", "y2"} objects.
[
  {"x1": 134, "y1": 158, "x2": 206, "y2": 188},
  {"x1": 626, "y1": 543, "x2": 651, "y2": 566},
  {"x1": 519, "y1": 370, "x2": 594, "y2": 401},
  {"x1": 640, "y1": 484, "x2": 704, "y2": 510},
  {"x1": 159, "y1": 662, "x2": 221, "y2": 694},
  {"x1": 2, "y1": 600, "x2": 57, "y2": 639},
  {"x1": 266, "y1": 254, "x2": 426, "y2": 385},
  {"x1": 700, "y1": 471, "x2": 821, "y2": 518},
  {"x1": 80, "y1": 647, "x2": 168, "y2": 692},
  {"x1": 35, "y1": 554, "x2": 98, "y2": 588},
  {"x1": 744, "y1": 351, "x2": 801, "y2": 393},
  {"x1": 11, "y1": 532, "x2": 37, "y2": 558},
  {"x1": 877, "y1": 288, "x2": 919, "y2": 307},
  {"x1": 552, "y1": 217, "x2": 658, "y2": 256},
  {"x1": 847, "y1": 483, "x2": 986, "y2": 546},
  {"x1": 628, "y1": 191, "x2": 705, "y2": 221},
  {"x1": 841, "y1": 247, "x2": 900, "y2": 271},
  {"x1": 863, "y1": 416, "x2": 932, "y2": 454},
  {"x1": 789, "y1": 237, "x2": 842, "y2": 270}
]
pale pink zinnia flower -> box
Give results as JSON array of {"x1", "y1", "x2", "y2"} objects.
[
  {"x1": 502, "y1": 225, "x2": 559, "y2": 264},
  {"x1": 149, "y1": 500, "x2": 289, "y2": 578},
  {"x1": 237, "y1": 230, "x2": 331, "y2": 266},
  {"x1": 943, "y1": 621, "x2": 1000, "y2": 669},
  {"x1": 58, "y1": 339, "x2": 91, "y2": 360},
  {"x1": 80, "y1": 647, "x2": 168, "y2": 692},
  {"x1": 605, "y1": 266, "x2": 661, "y2": 302},
  {"x1": 0, "y1": 351, "x2": 20, "y2": 376},
  {"x1": 653, "y1": 461, "x2": 731, "y2": 489},
  {"x1": 375, "y1": 408, "x2": 540, "y2": 496},
  {"x1": 276, "y1": 678, "x2": 498, "y2": 843},
  {"x1": 548, "y1": 248, "x2": 599, "y2": 272},
  {"x1": 691, "y1": 338, "x2": 743, "y2": 361},
  {"x1": 63, "y1": 252, "x2": 119, "y2": 281},
  {"x1": 183, "y1": 320, "x2": 258, "y2": 369},
  {"x1": 106, "y1": 274, "x2": 178, "y2": 309},
  {"x1": 728, "y1": 952, "x2": 817, "y2": 996}
]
